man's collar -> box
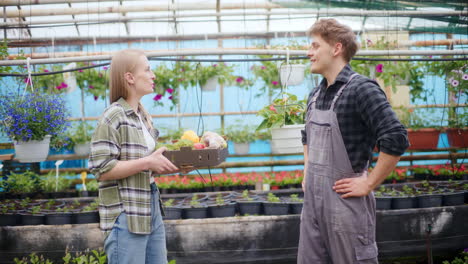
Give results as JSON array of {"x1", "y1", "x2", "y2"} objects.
[{"x1": 334, "y1": 64, "x2": 353, "y2": 84}]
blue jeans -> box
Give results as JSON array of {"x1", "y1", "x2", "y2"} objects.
[{"x1": 104, "y1": 184, "x2": 167, "y2": 264}]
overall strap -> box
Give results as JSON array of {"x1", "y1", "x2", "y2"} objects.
[{"x1": 330, "y1": 73, "x2": 359, "y2": 109}]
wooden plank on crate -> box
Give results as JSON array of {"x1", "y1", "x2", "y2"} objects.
[{"x1": 0, "y1": 154, "x2": 14, "y2": 161}]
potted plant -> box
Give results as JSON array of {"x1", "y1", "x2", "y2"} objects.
[
  {"x1": 73, "y1": 200, "x2": 99, "y2": 224},
  {"x1": 162, "y1": 199, "x2": 182, "y2": 220},
  {"x1": 263, "y1": 192, "x2": 289, "y2": 215},
  {"x1": 20, "y1": 205, "x2": 45, "y2": 225},
  {"x1": 67, "y1": 121, "x2": 94, "y2": 157},
  {"x1": 0, "y1": 201, "x2": 20, "y2": 226},
  {"x1": 75, "y1": 62, "x2": 109, "y2": 101},
  {"x1": 0, "y1": 92, "x2": 70, "y2": 162},
  {"x1": 225, "y1": 124, "x2": 256, "y2": 155},
  {"x1": 257, "y1": 93, "x2": 306, "y2": 154},
  {"x1": 388, "y1": 187, "x2": 416, "y2": 210},
  {"x1": 0, "y1": 171, "x2": 40, "y2": 199},
  {"x1": 237, "y1": 190, "x2": 262, "y2": 216},
  {"x1": 208, "y1": 193, "x2": 236, "y2": 218},
  {"x1": 39, "y1": 171, "x2": 74, "y2": 198},
  {"x1": 441, "y1": 181, "x2": 465, "y2": 206},
  {"x1": 196, "y1": 63, "x2": 234, "y2": 91},
  {"x1": 374, "y1": 186, "x2": 392, "y2": 210},
  {"x1": 183, "y1": 194, "x2": 208, "y2": 219},
  {"x1": 395, "y1": 107, "x2": 441, "y2": 150},
  {"x1": 45, "y1": 206, "x2": 73, "y2": 225},
  {"x1": 445, "y1": 111, "x2": 467, "y2": 148},
  {"x1": 288, "y1": 194, "x2": 303, "y2": 214}
]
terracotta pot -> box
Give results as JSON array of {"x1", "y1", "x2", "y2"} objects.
[
  {"x1": 407, "y1": 128, "x2": 440, "y2": 150},
  {"x1": 446, "y1": 128, "x2": 468, "y2": 148}
]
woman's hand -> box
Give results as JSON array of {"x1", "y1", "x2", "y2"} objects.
[{"x1": 146, "y1": 147, "x2": 179, "y2": 174}]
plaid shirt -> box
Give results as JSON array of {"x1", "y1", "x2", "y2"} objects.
[
  {"x1": 302, "y1": 64, "x2": 409, "y2": 172},
  {"x1": 89, "y1": 97, "x2": 160, "y2": 236}
]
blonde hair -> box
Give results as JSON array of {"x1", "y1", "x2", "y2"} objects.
[
  {"x1": 109, "y1": 49, "x2": 154, "y2": 130},
  {"x1": 307, "y1": 18, "x2": 359, "y2": 62},
  {"x1": 109, "y1": 49, "x2": 146, "y2": 104}
]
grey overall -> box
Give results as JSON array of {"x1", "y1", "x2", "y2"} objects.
[{"x1": 298, "y1": 74, "x2": 378, "y2": 264}]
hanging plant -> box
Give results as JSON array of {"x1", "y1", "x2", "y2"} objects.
[{"x1": 75, "y1": 62, "x2": 109, "y2": 101}]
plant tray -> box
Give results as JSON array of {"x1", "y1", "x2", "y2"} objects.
[{"x1": 163, "y1": 147, "x2": 229, "y2": 168}]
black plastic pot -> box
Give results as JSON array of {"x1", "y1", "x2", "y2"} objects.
[
  {"x1": 417, "y1": 194, "x2": 442, "y2": 208},
  {"x1": 45, "y1": 212, "x2": 72, "y2": 225},
  {"x1": 0, "y1": 213, "x2": 20, "y2": 226},
  {"x1": 183, "y1": 207, "x2": 208, "y2": 219},
  {"x1": 73, "y1": 211, "x2": 99, "y2": 224},
  {"x1": 237, "y1": 201, "x2": 262, "y2": 216},
  {"x1": 208, "y1": 203, "x2": 236, "y2": 218},
  {"x1": 391, "y1": 196, "x2": 415, "y2": 210},
  {"x1": 442, "y1": 192, "x2": 465, "y2": 206},
  {"x1": 20, "y1": 213, "x2": 45, "y2": 225},
  {"x1": 163, "y1": 207, "x2": 183, "y2": 220},
  {"x1": 263, "y1": 202, "x2": 289, "y2": 216},
  {"x1": 376, "y1": 196, "x2": 392, "y2": 210},
  {"x1": 289, "y1": 202, "x2": 303, "y2": 214}
]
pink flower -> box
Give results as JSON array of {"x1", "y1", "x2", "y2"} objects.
[
  {"x1": 60, "y1": 82, "x2": 68, "y2": 88},
  {"x1": 23, "y1": 77, "x2": 31, "y2": 85},
  {"x1": 166, "y1": 88, "x2": 174, "y2": 94},
  {"x1": 78, "y1": 69, "x2": 83, "y2": 73},
  {"x1": 366, "y1": 39, "x2": 373, "y2": 46},
  {"x1": 213, "y1": 64, "x2": 218, "y2": 67},
  {"x1": 181, "y1": 68, "x2": 185, "y2": 72},
  {"x1": 271, "y1": 81, "x2": 279, "y2": 86},
  {"x1": 451, "y1": 79, "x2": 459, "y2": 87},
  {"x1": 168, "y1": 96, "x2": 173, "y2": 100},
  {"x1": 89, "y1": 85, "x2": 94, "y2": 89},
  {"x1": 153, "y1": 94, "x2": 162, "y2": 101},
  {"x1": 375, "y1": 64, "x2": 383, "y2": 73},
  {"x1": 43, "y1": 69, "x2": 49, "y2": 72},
  {"x1": 269, "y1": 105, "x2": 277, "y2": 113},
  {"x1": 462, "y1": 74, "x2": 468, "y2": 80},
  {"x1": 236, "y1": 77, "x2": 244, "y2": 83},
  {"x1": 94, "y1": 96, "x2": 98, "y2": 101},
  {"x1": 261, "y1": 66, "x2": 266, "y2": 70},
  {"x1": 103, "y1": 66, "x2": 108, "y2": 70}
]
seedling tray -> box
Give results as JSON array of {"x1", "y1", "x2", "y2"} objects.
[{"x1": 163, "y1": 147, "x2": 229, "y2": 168}]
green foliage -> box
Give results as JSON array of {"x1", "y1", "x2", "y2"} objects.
[
  {"x1": 195, "y1": 62, "x2": 235, "y2": 87},
  {"x1": 33, "y1": 65, "x2": 67, "y2": 94},
  {"x1": 215, "y1": 193, "x2": 225, "y2": 206},
  {"x1": 241, "y1": 190, "x2": 254, "y2": 201},
  {"x1": 82, "y1": 201, "x2": 99, "y2": 212},
  {"x1": 14, "y1": 253, "x2": 53, "y2": 264},
  {"x1": 225, "y1": 123, "x2": 256, "y2": 143},
  {"x1": 190, "y1": 194, "x2": 202, "y2": 208},
  {"x1": 267, "y1": 192, "x2": 280, "y2": 203},
  {"x1": 30, "y1": 205, "x2": 41, "y2": 215},
  {"x1": 63, "y1": 248, "x2": 107, "y2": 264},
  {"x1": 67, "y1": 121, "x2": 94, "y2": 146},
  {"x1": 40, "y1": 171, "x2": 72, "y2": 192},
  {"x1": 75, "y1": 63, "x2": 109, "y2": 101},
  {"x1": 289, "y1": 194, "x2": 303, "y2": 203},
  {"x1": 441, "y1": 250, "x2": 468, "y2": 264},
  {"x1": 157, "y1": 139, "x2": 194, "y2": 151},
  {"x1": 164, "y1": 199, "x2": 175, "y2": 207},
  {"x1": 0, "y1": 171, "x2": 39, "y2": 194},
  {"x1": 394, "y1": 107, "x2": 441, "y2": 129},
  {"x1": 159, "y1": 127, "x2": 185, "y2": 142},
  {"x1": 86, "y1": 179, "x2": 99, "y2": 192},
  {"x1": 256, "y1": 93, "x2": 306, "y2": 130}
]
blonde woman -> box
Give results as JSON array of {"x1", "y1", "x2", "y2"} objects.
[{"x1": 89, "y1": 49, "x2": 179, "y2": 264}]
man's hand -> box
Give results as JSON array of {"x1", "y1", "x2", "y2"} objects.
[{"x1": 333, "y1": 171, "x2": 371, "y2": 198}]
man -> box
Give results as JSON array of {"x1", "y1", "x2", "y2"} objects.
[{"x1": 298, "y1": 18, "x2": 409, "y2": 264}]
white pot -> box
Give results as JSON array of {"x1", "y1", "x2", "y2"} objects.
[
  {"x1": 201, "y1": 76, "x2": 218, "y2": 91},
  {"x1": 233, "y1": 142, "x2": 250, "y2": 155},
  {"x1": 270, "y1": 124, "x2": 305, "y2": 154},
  {"x1": 279, "y1": 64, "x2": 306, "y2": 86},
  {"x1": 74, "y1": 142, "x2": 90, "y2": 157},
  {"x1": 14, "y1": 135, "x2": 51, "y2": 163}
]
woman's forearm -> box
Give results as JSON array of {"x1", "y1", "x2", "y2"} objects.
[{"x1": 99, "y1": 158, "x2": 150, "y2": 181}]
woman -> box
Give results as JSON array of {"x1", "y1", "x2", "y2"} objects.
[{"x1": 89, "y1": 49, "x2": 179, "y2": 264}]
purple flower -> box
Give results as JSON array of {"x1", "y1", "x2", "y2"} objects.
[
  {"x1": 271, "y1": 81, "x2": 279, "y2": 86},
  {"x1": 376, "y1": 64, "x2": 383, "y2": 73},
  {"x1": 153, "y1": 94, "x2": 162, "y2": 101},
  {"x1": 261, "y1": 66, "x2": 266, "y2": 70},
  {"x1": 94, "y1": 96, "x2": 98, "y2": 101},
  {"x1": 103, "y1": 66, "x2": 108, "y2": 70},
  {"x1": 213, "y1": 64, "x2": 218, "y2": 67},
  {"x1": 168, "y1": 96, "x2": 173, "y2": 100},
  {"x1": 451, "y1": 79, "x2": 459, "y2": 87},
  {"x1": 166, "y1": 88, "x2": 174, "y2": 94},
  {"x1": 236, "y1": 77, "x2": 244, "y2": 83},
  {"x1": 24, "y1": 77, "x2": 31, "y2": 85},
  {"x1": 89, "y1": 85, "x2": 94, "y2": 89},
  {"x1": 462, "y1": 74, "x2": 468, "y2": 80},
  {"x1": 78, "y1": 69, "x2": 83, "y2": 73},
  {"x1": 43, "y1": 69, "x2": 49, "y2": 72}
]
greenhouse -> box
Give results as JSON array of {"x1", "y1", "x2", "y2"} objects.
[{"x1": 0, "y1": 0, "x2": 467, "y2": 263}]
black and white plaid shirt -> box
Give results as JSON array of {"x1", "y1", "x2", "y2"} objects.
[{"x1": 302, "y1": 64, "x2": 409, "y2": 173}]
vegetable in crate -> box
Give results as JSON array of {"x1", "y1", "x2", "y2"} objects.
[{"x1": 201, "y1": 131, "x2": 227, "y2": 149}]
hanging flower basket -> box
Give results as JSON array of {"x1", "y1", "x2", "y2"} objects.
[
  {"x1": 407, "y1": 128, "x2": 440, "y2": 150},
  {"x1": 446, "y1": 128, "x2": 468, "y2": 148},
  {"x1": 14, "y1": 135, "x2": 51, "y2": 163},
  {"x1": 279, "y1": 64, "x2": 306, "y2": 86},
  {"x1": 201, "y1": 76, "x2": 218, "y2": 91},
  {"x1": 233, "y1": 142, "x2": 250, "y2": 155},
  {"x1": 73, "y1": 142, "x2": 90, "y2": 156},
  {"x1": 270, "y1": 124, "x2": 305, "y2": 154}
]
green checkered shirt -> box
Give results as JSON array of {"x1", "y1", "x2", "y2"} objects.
[{"x1": 89, "y1": 97, "x2": 160, "y2": 236}]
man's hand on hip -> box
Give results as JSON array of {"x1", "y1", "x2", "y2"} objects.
[{"x1": 332, "y1": 171, "x2": 372, "y2": 198}]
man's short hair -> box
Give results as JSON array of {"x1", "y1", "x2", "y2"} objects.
[{"x1": 307, "y1": 18, "x2": 359, "y2": 62}]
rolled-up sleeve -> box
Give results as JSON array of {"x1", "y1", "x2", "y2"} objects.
[
  {"x1": 356, "y1": 81, "x2": 409, "y2": 156},
  {"x1": 88, "y1": 121, "x2": 121, "y2": 181}
]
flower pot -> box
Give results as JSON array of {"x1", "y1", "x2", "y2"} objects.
[
  {"x1": 208, "y1": 203, "x2": 237, "y2": 218},
  {"x1": 279, "y1": 64, "x2": 306, "y2": 86},
  {"x1": 237, "y1": 201, "x2": 262, "y2": 216},
  {"x1": 262, "y1": 202, "x2": 289, "y2": 215},
  {"x1": 183, "y1": 207, "x2": 208, "y2": 219},
  {"x1": 446, "y1": 128, "x2": 468, "y2": 148},
  {"x1": 271, "y1": 124, "x2": 305, "y2": 154},
  {"x1": 0, "y1": 213, "x2": 20, "y2": 226},
  {"x1": 391, "y1": 196, "x2": 415, "y2": 210},
  {"x1": 14, "y1": 135, "x2": 51, "y2": 163},
  {"x1": 417, "y1": 194, "x2": 442, "y2": 208},
  {"x1": 407, "y1": 129, "x2": 440, "y2": 150},
  {"x1": 376, "y1": 196, "x2": 392, "y2": 210},
  {"x1": 289, "y1": 202, "x2": 303, "y2": 214},
  {"x1": 73, "y1": 142, "x2": 90, "y2": 157},
  {"x1": 45, "y1": 212, "x2": 72, "y2": 225},
  {"x1": 163, "y1": 207, "x2": 183, "y2": 220},
  {"x1": 20, "y1": 213, "x2": 45, "y2": 225},
  {"x1": 73, "y1": 211, "x2": 99, "y2": 224},
  {"x1": 442, "y1": 192, "x2": 465, "y2": 206},
  {"x1": 201, "y1": 76, "x2": 218, "y2": 91},
  {"x1": 233, "y1": 142, "x2": 250, "y2": 155}
]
